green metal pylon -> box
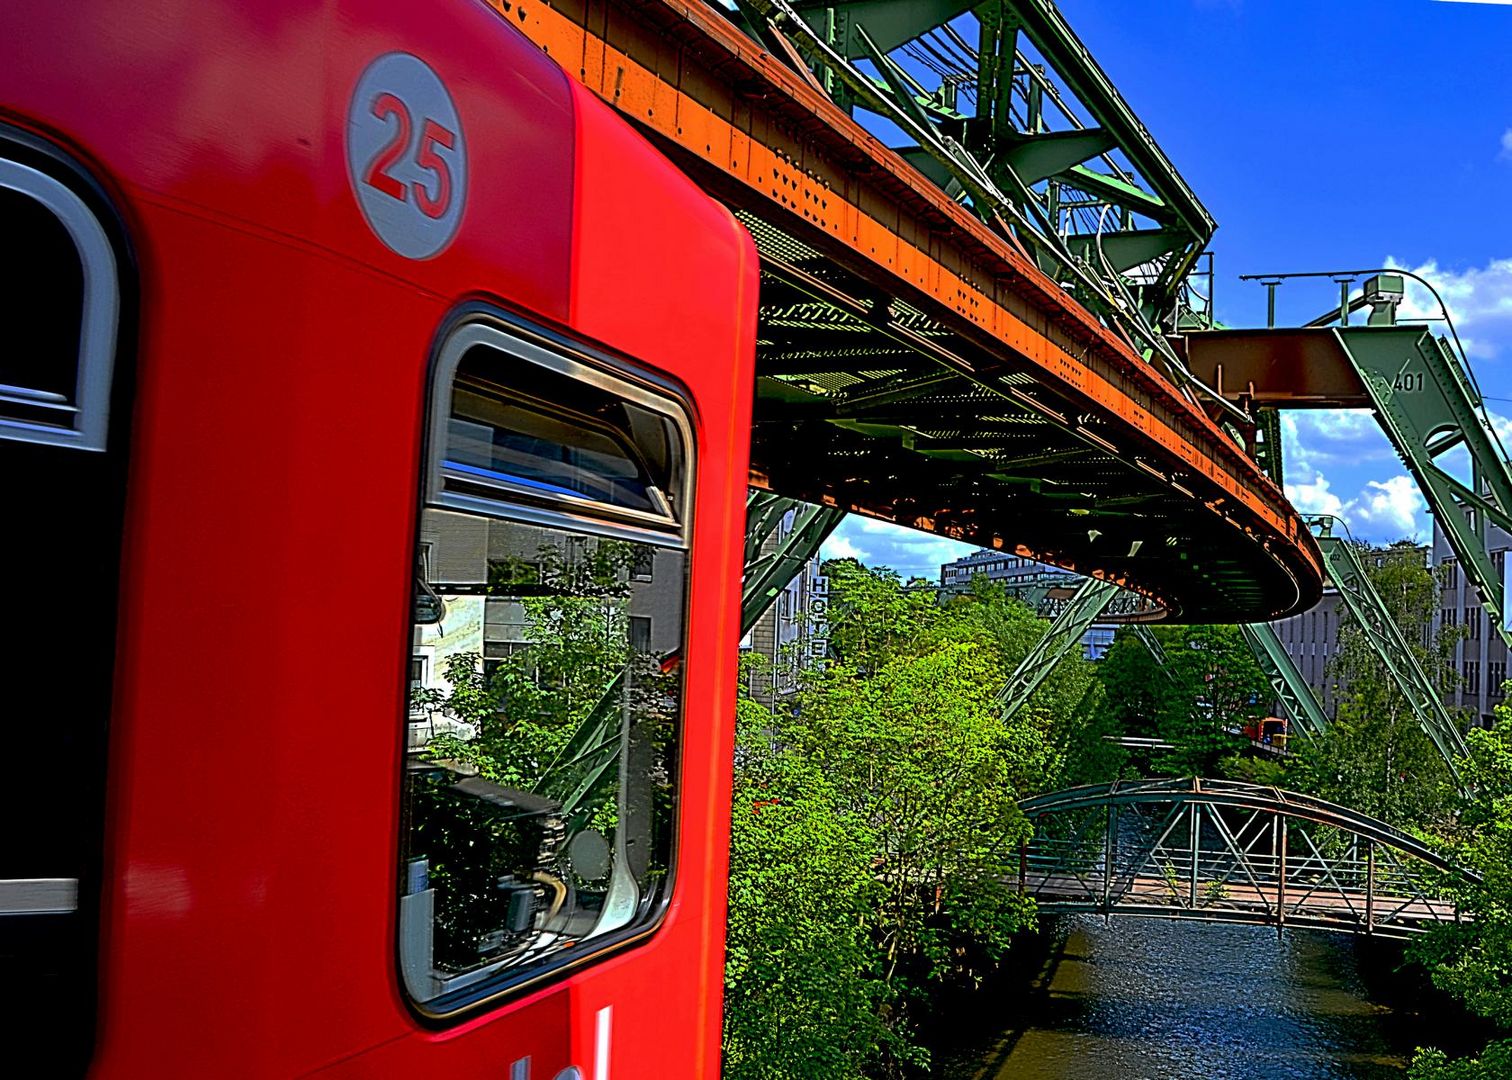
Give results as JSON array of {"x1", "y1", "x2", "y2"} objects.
[
  {"x1": 1238, "y1": 622, "x2": 1327, "y2": 739},
  {"x1": 742, "y1": 490, "x2": 847, "y2": 636},
  {"x1": 1311, "y1": 518, "x2": 1467, "y2": 790},
  {"x1": 997, "y1": 575, "x2": 1120, "y2": 721},
  {"x1": 1330, "y1": 320, "x2": 1512, "y2": 646}
]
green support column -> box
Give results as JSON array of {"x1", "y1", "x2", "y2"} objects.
[
  {"x1": 1331, "y1": 321, "x2": 1512, "y2": 645},
  {"x1": 742, "y1": 490, "x2": 847, "y2": 636},
  {"x1": 1239, "y1": 622, "x2": 1328, "y2": 739},
  {"x1": 1312, "y1": 520, "x2": 1467, "y2": 789},
  {"x1": 997, "y1": 576, "x2": 1120, "y2": 721}
]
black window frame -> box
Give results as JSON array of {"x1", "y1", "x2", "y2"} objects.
[{"x1": 0, "y1": 123, "x2": 137, "y2": 1077}]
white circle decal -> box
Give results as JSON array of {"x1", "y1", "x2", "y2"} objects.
[{"x1": 347, "y1": 52, "x2": 468, "y2": 259}]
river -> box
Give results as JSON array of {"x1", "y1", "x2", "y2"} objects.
[{"x1": 936, "y1": 916, "x2": 1478, "y2": 1079}]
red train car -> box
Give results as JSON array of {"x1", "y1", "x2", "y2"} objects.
[{"x1": 0, "y1": 1, "x2": 757, "y2": 1075}]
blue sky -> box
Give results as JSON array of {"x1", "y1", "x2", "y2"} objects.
[{"x1": 822, "y1": 0, "x2": 1512, "y2": 580}]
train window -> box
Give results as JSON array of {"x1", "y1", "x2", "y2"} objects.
[
  {"x1": 400, "y1": 321, "x2": 691, "y2": 1014},
  {"x1": 0, "y1": 158, "x2": 118, "y2": 450}
]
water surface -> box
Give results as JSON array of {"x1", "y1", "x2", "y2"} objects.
[{"x1": 950, "y1": 916, "x2": 1440, "y2": 1079}]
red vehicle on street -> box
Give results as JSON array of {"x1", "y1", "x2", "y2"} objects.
[{"x1": 0, "y1": 1, "x2": 757, "y2": 1075}]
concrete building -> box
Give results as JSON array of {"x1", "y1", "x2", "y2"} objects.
[
  {"x1": 1433, "y1": 517, "x2": 1509, "y2": 723},
  {"x1": 1270, "y1": 586, "x2": 1344, "y2": 717},
  {"x1": 1267, "y1": 533, "x2": 1512, "y2": 726},
  {"x1": 740, "y1": 508, "x2": 829, "y2": 705}
]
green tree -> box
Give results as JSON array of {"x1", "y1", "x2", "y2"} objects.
[
  {"x1": 1094, "y1": 624, "x2": 1260, "y2": 776},
  {"x1": 822, "y1": 557, "x2": 940, "y2": 670},
  {"x1": 723, "y1": 683, "x2": 898, "y2": 1079},
  {"x1": 1289, "y1": 541, "x2": 1461, "y2": 827},
  {"x1": 1407, "y1": 717, "x2": 1512, "y2": 1076},
  {"x1": 723, "y1": 562, "x2": 1120, "y2": 1076}
]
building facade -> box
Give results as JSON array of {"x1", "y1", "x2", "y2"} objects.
[
  {"x1": 939, "y1": 549, "x2": 1115, "y2": 660},
  {"x1": 1433, "y1": 516, "x2": 1509, "y2": 723},
  {"x1": 1269, "y1": 587, "x2": 1344, "y2": 717},
  {"x1": 740, "y1": 508, "x2": 830, "y2": 705}
]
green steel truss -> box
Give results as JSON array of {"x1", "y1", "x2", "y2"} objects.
[
  {"x1": 1130, "y1": 623, "x2": 1172, "y2": 678},
  {"x1": 742, "y1": 490, "x2": 847, "y2": 636},
  {"x1": 1333, "y1": 320, "x2": 1512, "y2": 646},
  {"x1": 1018, "y1": 777, "x2": 1474, "y2": 938},
  {"x1": 1239, "y1": 622, "x2": 1327, "y2": 739},
  {"x1": 1220, "y1": 269, "x2": 1512, "y2": 645},
  {"x1": 1311, "y1": 518, "x2": 1467, "y2": 789},
  {"x1": 997, "y1": 575, "x2": 1119, "y2": 720},
  {"x1": 729, "y1": 0, "x2": 1216, "y2": 376}
]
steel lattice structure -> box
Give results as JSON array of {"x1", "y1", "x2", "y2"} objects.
[{"x1": 1017, "y1": 778, "x2": 1475, "y2": 939}]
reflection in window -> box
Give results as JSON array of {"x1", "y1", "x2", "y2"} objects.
[
  {"x1": 0, "y1": 159, "x2": 119, "y2": 451},
  {"x1": 400, "y1": 327, "x2": 689, "y2": 1013}
]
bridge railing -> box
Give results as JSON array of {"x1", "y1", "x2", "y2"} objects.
[{"x1": 1015, "y1": 778, "x2": 1472, "y2": 939}]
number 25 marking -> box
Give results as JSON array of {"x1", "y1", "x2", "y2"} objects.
[{"x1": 364, "y1": 92, "x2": 455, "y2": 220}]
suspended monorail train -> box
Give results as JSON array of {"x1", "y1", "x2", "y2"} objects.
[{"x1": 0, "y1": 0, "x2": 756, "y2": 1074}]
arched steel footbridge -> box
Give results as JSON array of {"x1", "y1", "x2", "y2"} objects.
[{"x1": 1016, "y1": 778, "x2": 1476, "y2": 939}]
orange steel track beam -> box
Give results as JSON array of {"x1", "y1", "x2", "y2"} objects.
[{"x1": 490, "y1": 0, "x2": 1322, "y2": 592}]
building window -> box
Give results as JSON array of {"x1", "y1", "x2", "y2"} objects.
[
  {"x1": 401, "y1": 318, "x2": 692, "y2": 1017},
  {"x1": 1489, "y1": 662, "x2": 1507, "y2": 696},
  {"x1": 1445, "y1": 560, "x2": 1459, "y2": 589},
  {"x1": 1468, "y1": 608, "x2": 1482, "y2": 641},
  {"x1": 0, "y1": 157, "x2": 120, "y2": 451},
  {"x1": 1465, "y1": 660, "x2": 1481, "y2": 696}
]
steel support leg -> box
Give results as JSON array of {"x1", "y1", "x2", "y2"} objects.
[
  {"x1": 1365, "y1": 839, "x2": 1375, "y2": 936},
  {"x1": 1313, "y1": 520, "x2": 1467, "y2": 788},
  {"x1": 1277, "y1": 816, "x2": 1288, "y2": 939},
  {"x1": 1333, "y1": 325, "x2": 1512, "y2": 645},
  {"x1": 741, "y1": 490, "x2": 846, "y2": 636},
  {"x1": 1240, "y1": 622, "x2": 1329, "y2": 737},
  {"x1": 997, "y1": 576, "x2": 1120, "y2": 721}
]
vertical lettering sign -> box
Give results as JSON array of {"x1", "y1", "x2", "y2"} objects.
[{"x1": 347, "y1": 53, "x2": 468, "y2": 259}]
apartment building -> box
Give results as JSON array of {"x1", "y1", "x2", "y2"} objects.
[
  {"x1": 1434, "y1": 516, "x2": 1509, "y2": 723},
  {"x1": 938, "y1": 549, "x2": 1115, "y2": 660}
]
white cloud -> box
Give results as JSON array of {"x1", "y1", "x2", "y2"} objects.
[
  {"x1": 1346, "y1": 475, "x2": 1426, "y2": 540},
  {"x1": 1386, "y1": 256, "x2": 1512, "y2": 363},
  {"x1": 1285, "y1": 471, "x2": 1344, "y2": 518},
  {"x1": 1501, "y1": 127, "x2": 1512, "y2": 161},
  {"x1": 819, "y1": 532, "x2": 869, "y2": 563},
  {"x1": 822, "y1": 516, "x2": 977, "y2": 580},
  {"x1": 1281, "y1": 410, "x2": 1396, "y2": 473}
]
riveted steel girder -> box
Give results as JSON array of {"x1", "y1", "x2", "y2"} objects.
[
  {"x1": 1312, "y1": 521, "x2": 1467, "y2": 788},
  {"x1": 1239, "y1": 622, "x2": 1328, "y2": 739},
  {"x1": 499, "y1": 0, "x2": 1322, "y2": 622}
]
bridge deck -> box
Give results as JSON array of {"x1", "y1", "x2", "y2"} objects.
[
  {"x1": 1025, "y1": 873, "x2": 1459, "y2": 939},
  {"x1": 497, "y1": 0, "x2": 1323, "y2": 621},
  {"x1": 1019, "y1": 779, "x2": 1471, "y2": 940}
]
